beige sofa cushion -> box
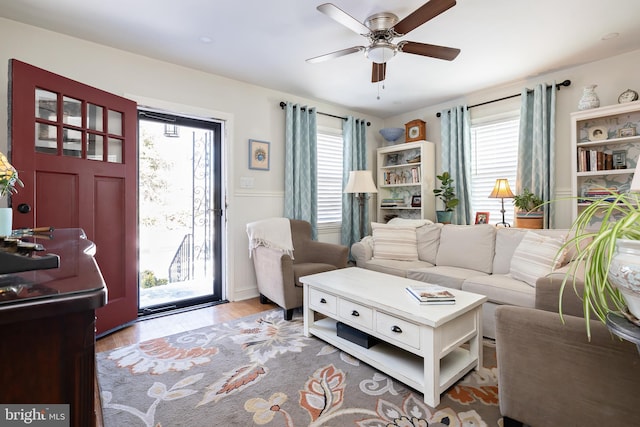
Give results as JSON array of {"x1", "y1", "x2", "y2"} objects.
[
  {"x1": 493, "y1": 228, "x2": 528, "y2": 274},
  {"x1": 407, "y1": 266, "x2": 488, "y2": 290},
  {"x1": 463, "y1": 274, "x2": 536, "y2": 307},
  {"x1": 510, "y1": 231, "x2": 567, "y2": 287},
  {"x1": 416, "y1": 223, "x2": 443, "y2": 264},
  {"x1": 371, "y1": 222, "x2": 418, "y2": 261},
  {"x1": 435, "y1": 224, "x2": 496, "y2": 273},
  {"x1": 363, "y1": 259, "x2": 434, "y2": 278}
]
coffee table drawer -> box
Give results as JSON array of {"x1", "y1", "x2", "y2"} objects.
[
  {"x1": 308, "y1": 288, "x2": 337, "y2": 315},
  {"x1": 376, "y1": 312, "x2": 420, "y2": 350},
  {"x1": 338, "y1": 299, "x2": 373, "y2": 330}
]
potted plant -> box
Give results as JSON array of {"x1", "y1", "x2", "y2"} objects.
[
  {"x1": 0, "y1": 151, "x2": 23, "y2": 237},
  {"x1": 433, "y1": 171, "x2": 459, "y2": 224},
  {"x1": 512, "y1": 188, "x2": 544, "y2": 229},
  {"x1": 559, "y1": 191, "x2": 640, "y2": 338}
]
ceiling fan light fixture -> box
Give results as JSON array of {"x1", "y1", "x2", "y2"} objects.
[{"x1": 366, "y1": 42, "x2": 397, "y2": 64}]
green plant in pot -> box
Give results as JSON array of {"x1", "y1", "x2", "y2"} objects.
[
  {"x1": 559, "y1": 191, "x2": 640, "y2": 338},
  {"x1": 433, "y1": 171, "x2": 459, "y2": 224},
  {"x1": 512, "y1": 188, "x2": 544, "y2": 229}
]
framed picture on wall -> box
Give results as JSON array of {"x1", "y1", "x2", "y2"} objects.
[{"x1": 249, "y1": 139, "x2": 270, "y2": 170}]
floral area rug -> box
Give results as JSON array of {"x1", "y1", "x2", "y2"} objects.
[{"x1": 97, "y1": 309, "x2": 502, "y2": 426}]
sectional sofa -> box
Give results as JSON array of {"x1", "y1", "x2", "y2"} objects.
[{"x1": 350, "y1": 219, "x2": 579, "y2": 338}]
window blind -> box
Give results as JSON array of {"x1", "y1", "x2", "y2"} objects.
[
  {"x1": 470, "y1": 117, "x2": 519, "y2": 224},
  {"x1": 317, "y1": 128, "x2": 343, "y2": 224}
]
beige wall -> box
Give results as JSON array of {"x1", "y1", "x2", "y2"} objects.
[
  {"x1": 0, "y1": 17, "x2": 382, "y2": 301},
  {"x1": 382, "y1": 48, "x2": 640, "y2": 228},
  {"x1": 2, "y1": 16, "x2": 639, "y2": 301}
]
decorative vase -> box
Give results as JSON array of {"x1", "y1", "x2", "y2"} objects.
[
  {"x1": 578, "y1": 84, "x2": 600, "y2": 111},
  {"x1": 0, "y1": 207, "x2": 13, "y2": 237},
  {"x1": 608, "y1": 238, "x2": 640, "y2": 321},
  {"x1": 379, "y1": 128, "x2": 405, "y2": 146},
  {"x1": 436, "y1": 211, "x2": 453, "y2": 224}
]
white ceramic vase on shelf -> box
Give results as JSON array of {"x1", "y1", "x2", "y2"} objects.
[
  {"x1": 0, "y1": 207, "x2": 12, "y2": 237},
  {"x1": 578, "y1": 84, "x2": 600, "y2": 110},
  {"x1": 608, "y1": 238, "x2": 640, "y2": 322}
]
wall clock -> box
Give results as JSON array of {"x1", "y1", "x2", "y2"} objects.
[
  {"x1": 405, "y1": 119, "x2": 426, "y2": 142},
  {"x1": 618, "y1": 89, "x2": 639, "y2": 103}
]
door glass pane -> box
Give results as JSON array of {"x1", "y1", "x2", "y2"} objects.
[
  {"x1": 87, "y1": 103, "x2": 104, "y2": 131},
  {"x1": 35, "y1": 122, "x2": 58, "y2": 154},
  {"x1": 63, "y1": 127, "x2": 82, "y2": 157},
  {"x1": 139, "y1": 119, "x2": 216, "y2": 309},
  {"x1": 108, "y1": 109, "x2": 122, "y2": 136},
  {"x1": 35, "y1": 89, "x2": 57, "y2": 121},
  {"x1": 108, "y1": 137, "x2": 122, "y2": 163},
  {"x1": 87, "y1": 133, "x2": 103, "y2": 161},
  {"x1": 63, "y1": 96, "x2": 82, "y2": 127}
]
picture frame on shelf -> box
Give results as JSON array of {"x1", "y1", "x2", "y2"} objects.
[
  {"x1": 475, "y1": 212, "x2": 489, "y2": 224},
  {"x1": 248, "y1": 139, "x2": 270, "y2": 170},
  {"x1": 612, "y1": 150, "x2": 627, "y2": 169},
  {"x1": 618, "y1": 127, "x2": 637, "y2": 138},
  {"x1": 411, "y1": 195, "x2": 421, "y2": 207},
  {"x1": 588, "y1": 126, "x2": 608, "y2": 141}
]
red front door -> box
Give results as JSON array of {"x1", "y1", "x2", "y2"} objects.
[{"x1": 9, "y1": 59, "x2": 138, "y2": 335}]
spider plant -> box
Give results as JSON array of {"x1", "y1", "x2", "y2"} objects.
[{"x1": 559, "y1": 191, "x2": 640, "y2": 338}]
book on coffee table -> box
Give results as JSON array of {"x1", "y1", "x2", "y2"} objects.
[{"x1": 406, "y1": 285, "x2": 455, "y2": 304}]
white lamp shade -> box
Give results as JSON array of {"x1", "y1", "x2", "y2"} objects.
[
  {"x1": 488, "y1": 178, "x2": 515, "y2": 198},
  {"x1": 631, "y1": 158, "x2": 640, "y2": 192},
  {"x1": 365, "y1": 42, "x2": 397, "y2": 64},
  {"x1": 344, "y1": 170, "x2": 378, "y2": 194}
]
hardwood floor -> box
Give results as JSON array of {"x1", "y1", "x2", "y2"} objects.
[
  {"x1": 96, "y1": 297, "x2": 278, "y2": 352},
  {"x1": 95, "y1": 297, "x2": 278, "y2": 426}
]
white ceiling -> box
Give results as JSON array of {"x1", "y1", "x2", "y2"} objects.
[{"x1": 2, "y1": 0, "x2": 640, "y2": 118}]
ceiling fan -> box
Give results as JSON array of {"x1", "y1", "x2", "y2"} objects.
[{"x1": 307, "y1": 0, "x2": 461, "y2": 83}]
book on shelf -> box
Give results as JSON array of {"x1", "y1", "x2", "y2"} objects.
[
  {"x1": 381, "y1": 198, "x2": 406, "y2": 207},
  {"x1": 578, "y1": 187, "x2": 620, "y2": 203},
  {"x1": 577, "y1": 148, "x2": 615, "y2": 172},
  {"x1": 405, "y1": 285, "x2": 455, "y2": 304}
]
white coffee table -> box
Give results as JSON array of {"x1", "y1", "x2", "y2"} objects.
[{"x1": 301, "y1": 267, "x2": 487, "y2": 407}]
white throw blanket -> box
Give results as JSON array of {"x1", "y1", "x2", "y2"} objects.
[{"x1": 246, "y1": 217, "x2": 294, "y2": 258}]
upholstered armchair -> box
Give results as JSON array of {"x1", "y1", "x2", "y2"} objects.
[
  {"x1": 248, "y1": 219, "x2": 349, "y2": 320},
  {"x1": 495, "y1": 271, "x2": 640, "y2": 426}
]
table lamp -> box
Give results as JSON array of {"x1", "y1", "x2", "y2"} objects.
[
  {"x1": 344, "y1": 170, "x2": 378, "y2": 237},
  {"x1": 488, "y1": 178, "x2": 515, "y2": 227}
]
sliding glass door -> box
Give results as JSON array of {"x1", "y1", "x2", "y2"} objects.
[{"x1": 138, "y1": 110, "x2": 223, "y2": 314}]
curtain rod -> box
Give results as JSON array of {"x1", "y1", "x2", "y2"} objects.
[
  {"x1": 435, "y1": 79, "x2": 571, "y2": 117},
  {"x1": 279, "y1": 101, "x2": 371, "y2": 126}
]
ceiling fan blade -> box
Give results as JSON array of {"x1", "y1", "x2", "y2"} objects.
[
  {"x1": 317, "y1": 3, "x2": 371, "y2": 35},
  {"x1": 394, "y1": 0, "x2": 456, "y2": 36},
  {"x1": 400, "y1": 41, "x2": 460, "y2": 61},
  {"x1": 306, "y1": 46, "x2": 364, "y2": 63},
  {"x1": 371, "y1": 62, "x2": 387, "y2": 83}
]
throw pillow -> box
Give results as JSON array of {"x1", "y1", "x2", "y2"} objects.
[
  {"x1": 387, "y1": 218, "x2": 434, "y2": 227},
  {"x1": 416, "y1": 223, "x2": 443, "y2": 264},
  {"x1": 492, "y1": 228, "x2": 528, "y2": 274},
  {"x1": 371, "y1": 222, "x2": 419, "y2": 261},
  {"x1": 510, "y1": 231, "x2": 567, "y2": 287}
]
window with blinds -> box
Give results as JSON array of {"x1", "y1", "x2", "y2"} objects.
[
  {"x1": 317, "y1": 127, "x2": 344, "y2": 224},
  {"x1": 470, "y1": 115, "x2": 519, "y2": 225}
]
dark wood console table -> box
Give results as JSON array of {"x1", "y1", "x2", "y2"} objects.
[{"x1": 0, "y1": 228, "x2": 107, "y2": 427}]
